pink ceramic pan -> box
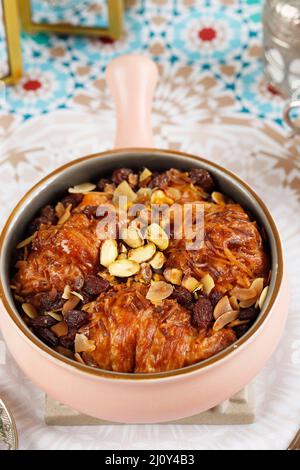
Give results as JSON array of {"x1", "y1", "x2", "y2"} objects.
[{"x1": 0, "y1": 55, "x2": 289, "y2": 423}]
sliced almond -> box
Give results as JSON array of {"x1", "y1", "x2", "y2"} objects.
[
  {"x1": 74, "y1": 352, "x2": 86, "y2": 364},
  {"x1": 118, "y1": 253, "x2": 127, "y2": 260},
  {"x1": 63, "y1": 295, "x2": 81, "y2": 313},
  {"x1": 228, "y1": 319, "x2": 249, "y2": 328},
  {"x1": 163, "y1": 268, "x2": 183, "y2": 285},
  {"x1": 17, "y1": 233, "x2": 37, "y2": 249},
  {"x1": 229, "y1": 295, "x2": 239, "y2": 311},
  {"x1": 201, "y1": 273, "x2": 215, "y2": 295},
  {"x1": 51, "y1": 321, "x2": 68, "y2": 337},
  {"x1": 47, "y1": 311, "x2": 64, "y2": 322},
  {"x1": 139, "y1": 168, "x2": 152, "y2": 182},
  {"x1": 230, "y1": 286, "x2": 257, "y2": 301},
  {"x1": 119, "y1": 243, "x2": 128, "y2": 254},
  {"x1": 22, "y1": 303, "x2": 38, "y2": 319},
  {"x1": 71, "y1": 291, "x2": 84, "y2": 301},
  {"x1": 153, "y1": 273, "x2": 164, "y2": 281},
  {"x1": 239, "y1": 298, "x2": 257, "y2": 308},
  {"x1": 213, "y1": 310, "x2": 239, "y2": 331},
  {"x1": 128, "y1": 174, "x2": 138, "y2": 186},
  {"x1": 257, "y1": 286, "x2": 268, "y2": 309},
  {"x1": 100, "y1": 239, "x2": 118, "y2": 268},
  {"x1": 113, "y1": 181, "x2": 137, "y2": 206},
  {"x1": 146, "y1": 281, "x2": 174, "y2": 303},
  {"x1": 182, "y1": 276, "x2": 200, "y2": 292},
  {"x1": 108, "y1": 259, "x2": 140, "y2": 277},
  {"x1": 122, "y1": 225, "x2": 144, "y2": 248},
  {"x1": 212, "y1": 191, "x2": 226, "y2": 205},
  {"x1": 151, "y1": 190, "x2": 174, "y2": 206},
  {"x1": 55, "y1": 201, "x2": 65, "y2": 219},
  {"x1": 14, "y1": 294, "x2": 24, "y2": 303},
  {"x1": 128, "y1": 243, "x2": 156, "y2": 264},
  {"x1": 75, "y1": 334, "x2": 96, "y2": 353},
  {"x1": 62, "y1": 285, "x2": 71, "y2": 300},
  {"x1": 69, "y1": 182, "x2": 96, "y2": 194},
  {"x1": 58, "y1": 204, "x2": 72, "y2": 225},
  {"x1": 147, "y1": 223, "x2": 169, "y2": 251},
  {"x1": 149, "y1": 251, "x2": 166, "y2": 270},
  {"x1": 213, "y1": 295, "x2": 232, "y2": 319},
  {"x1": 251, "y1": 277, "x2": 264, "y2": 297}
]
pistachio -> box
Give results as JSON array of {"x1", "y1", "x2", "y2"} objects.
[
  {"x1": 22, "y1": 303, "x2": 38, "y2": 319},
  {"x1": 100, "y1": 239, "x2": 118, "y2": 268},
  {"x1": 213, "y1": 310, "x2": 239, "y2": 331},
  {"x1": 113, "y1": 180, "x2": 137, "y2": 206},
  {"x1": 139, "y1": 168, "x2": 152, "y2": 182},
  {"x1": 128, "y1": 243, "x2": 156, "y2": 264},
  {"x1": 149, "y1": 251, "x2": 166, "y2": 270},
  {"x1": 69, "y1": 183, "x2": 96, "y2": 194},
  {"x1": 108, "y1": 259, "x2": 140, "y2": 277},
  {"x1": 151, "y1": 190, "x2": 174, "y2": 206},
  {"x1": 146, "y1": 281, "x2": 174, "y2": 303},
  {"x1": 201, "y1": 273, "x2": 215, "y2": 295},
  {"x1": 122, "y1": 225, "x2": 144, "y2": 248},
  {"x1": 182, "y1": 276, "x2": 201, "y2": 292},
  {"x1": 213, "y1": 295, "x2": 232, "y2": 319},
  {"x1": 16, "y1": 232, "x2": 37, "y2": 249},
  {"x1": 147, "y1": 223, "x2": 169, "y2": 251},
  {"x1": 163, "y1": 268, "x2": 183, "y2": 286},
  {"x1": 212, "y1": 191, "x2": 226, "y2": 205},
  {"x1": 75, "y1": 334, "x2": 96, "y2": 353}
]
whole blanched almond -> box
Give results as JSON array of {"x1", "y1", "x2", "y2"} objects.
[
  {"x1": 122, "y1": 225, "x2": 144, "y2": 248},
  {"x1": 201, "y1": 273, "x2": 215, "y2": 295},
  {"x1": 213, "y1": 310, "x2": 239, "y2": 331},
  {"x1": 147, "y1": 223, "x2": 169, "y2": 251},
  {"x1": 146, "y1": 281, "x2": 174, "y2": 303},
  {"x1": 100, "y1": 239, "x2": 118, "y2": 268},
  {"x1": 164, "y1": 268, "x2": 183, "y2": 285},
  {"x1": 75, "y1": 334, "x2": 96, "y2": 353},
  {"x1": 149, "y1": 251, "x2": 166, "y2": 270},
  {"x1": 182, "y1": 276, "x2": 201, "y2": 292},
  {"x1": 108, "y1": 259, "x2": 140, "y2": 277},
  {"x1": 213, "y1": 296, "x2": 232, "y2": 319},
  {"x1": 128, "y1": 243, "x2": 156, "y2": 264}
]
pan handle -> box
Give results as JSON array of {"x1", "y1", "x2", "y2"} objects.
[{"x1": 106, "y1": 54, "x2": 158, "y2": 149}]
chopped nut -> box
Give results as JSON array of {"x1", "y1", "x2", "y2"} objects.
[
  {"x1": 165, "y1": 187, "x2": 181, "y2": 201},
  {"x1": 149, "y1": 251, "x2": 166, "y2": 270},
  {"x1": 182, "y1": 276, "x2": 200, "y2": 292},
  {"x1": 212, "y1": 191, "x2": 226, "y2": 205},
  {"x1": 119, "y1": 243, "x2": 128, "y2": 253},
  {"x1": 62, "y1": 295, "x2": 81, "y2": 313},
  {"x1": 100, "y1": 239, "x2": 118, "y2": 268},
  {"x1": 151, "y1": 190, "x2": 174, "y2": 206},
  {"x1": 47, "y1": 311, "x2": 64, "y2": 322},
  {"x1": 147, "y1": 223, "x2": 169, "y2": 251},
  {"x1": 75, "y1": 333, "x2": 96, "y2": 353},
  {"x1": 201, "y1": 273, "x2": 215, "y2": 295},
  {"x1": 62, "y1": 285, "x2": 71, "y2": 300},
  {"x1": 113, "y1": 181, "x2": 137, "y2": 206},
  {"x1": 257, "y1": 286, "x2": 269, "y2": 309},
  {"x1": 213, "y1": 310, "x2": 239, "y2": 331},
  {"x1": 122, "y1": 225, "x2": 144, "y2": 248},
  {"x1": 69, "y1": 183, "x2": 96, "y2": 194},
  {"x1": 74, "y1": 352, "x2": 86, "y2": 364},
  {"x1": 163, "y1": 268, "x2": 183, "y2": 285},
  {"x1": 213, "y1": 295, "x2": 232, "y2": 319},
  {"x1": 16, "y1": 232, "x2": 37, "y2": 249},
  {"x1": 22, "y1": 303, "x2": 38, "y2": 319},
  {"x1": 108, "y1": 259, "x2": 140, "y2": 277},
  {"x1": 139, "y1": 168, "x2": 152, "y2": 182},
  {"x1": 140, "y1": 263, "x2": 152, "y2": 283},
  {"x1": 51, "y1": 321, "x2": 68, "y2": 337},
  {"x1": 58, "y1": 204, "x2": 72, "y2": 225},
  {"x1": 146, "y1": 281, "x2": 174, "y2": 303},
  {"x1": 128, "y1": 174, "x2": 138, "y2": 187},
  {"x1": 128, "y1": 243, "x2": 156, "y2": 264}
]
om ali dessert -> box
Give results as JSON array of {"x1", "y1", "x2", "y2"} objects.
[{"x1": 11, "y1": 167, "x2": 270, "y2": 373}]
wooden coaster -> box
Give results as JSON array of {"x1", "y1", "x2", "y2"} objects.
[{"x1": 45, "y1": 383, "x2": 255, "y2": 425}]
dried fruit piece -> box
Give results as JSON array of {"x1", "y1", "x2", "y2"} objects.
[
  {"x1": 212, "y1": 192, "x2": 226, "y2": 205},
  {"x1": 163, "y1": 268, "x2": 183, "y2": 285},
  {"x1": 209, "y1": 288, "x2": 223, "y2": 307},
  {"x1": 149, "y1": 251, "x2": 166, "y2": 270},
  {"x1": 201, "y1": 273, "x2": 215, "y2": 295},
  {"x1": 108, "y1": 259, "x2": 140, "y2": 278},
  {"x1": 97, "y1": 178, "x2": 112, "y2": 192},
  {"x1": 100, "y1": 239, "x2": 118, "y2": 268},
  {"x1": 148, "y1": 172, "x2": 169, "y2": 189},
  {"x1": 171, "y1": 286, "x2": 193, "y2": 307},
  {"x1": 61, "y1": 193, "x2": 83, "y2": 208},
  {"x1": 213, "y1": 310, "x2": 239, "y2": 331},
  {"x1": 22, "y1": 303, "x2": 38, "y2": 319},
  {"x1": 151, "y1": 190, "x2": 174, "y2": 206},
  {"x1": 239, "y1": 307, "x2": 259, "y2": 321},
  {"x1": 189, "y1": 169, "x2": 215, "y2": 193},
  {"x1": 182, "y1": 276, "x2": 200, "y2": 292},
  {"x1": 51, "y1": 321, "x2": 68, "y2": 337},
  {"x1": 128, "y1": 174, "x2": 138, "y2": 187},
  {"x1": 112, "y1": 168, "x2": 133, "y2": 185},
  {"x1": 62, "y1": 295, "x2": 81, "y2": 313},
  {"x1": 35, "y1": 328, "x2": 59, "y2": 347},
  {"x1": 31, "y1": 315, "x2": 57, "y2": 328},
  {"x1": 17, "y1": 233, "x2": 37, "y2": 250},
  {"x1": 75, "y1": 334, "x2": 96, "y2": 353},
  {"x1": 213, "y1": 295, "x2": 233, "y2": 320},
  {"x1": 128, "y1": 243, "x2": 156, "y2": 264},
  {"x1": 192, "y1": 297, "x2": 213, "y2": 329},
  {"x1": 139, "y1": 168, "x2": 152, "y2": 182},
  {"x1": 64, "y1": 310, "x2": 88, "y2": 329},
  {"x1": 69, "y1": 183, "x2": 96, "y2": 194},
  {"x1": 83, "y1": 275, "x2": 110, "y2": 297},
  {"x1": 146, "y1": 281, "x2": 174, "y2": 303},
  {"x1": 122, "y1": 225, "x2": 144, "y2": 248},
  {"x1": 147, "y1": 223, "x2": 169, "y2": 251}
]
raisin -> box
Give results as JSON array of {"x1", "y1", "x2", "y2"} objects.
[
  {"x1": 209, "y1": 288, "x2": 223, "y2": 308},
  {"x1": 31, "y1": 315, "x2": 57, "y2": 328},
  {"x1": 234, "y1": 323, "x2": 250, "y2": 339},
  {"x1": 148, "y1": 172, "x2": 169, "y2": 189},
  {"x1": 64, "y1": 310, "x2": 88, "y2": 329},
  {"x1": 239, "y1": 307, "x2": 259, "y2": 321},
  {"x1": 74, "y1": 277, "x2": 84, "y2": 291},
  {"x1": 82, "y1": 205, "x2": 98, "y2": 218},
  {"x1": 189, "y1": 169, "x2": 215, "y2": 193},
  {"x1": 171, "y1": 286, "x2": 193, "y2": 308},
  {"x1": 35, "y1": 289, "x2": 64, "y2": 312},
  {"x1": 112, "y1": 168, "x2": 133, "y2": 185},
  {"x1": 35, "y1": 328, "x2": 59, "y2": 347},
  {"x1": 97, "y1": 178, "x2": 112, "y2": 191},
  {"x1": 61, "y1": 193, "x2": 83, "y2": 208},
  {"x1": 40, "y1": 205, "x2": 57, "y2": 224},
  {"x1": 83, "y1": 275, "x2": 110, "y2": 297},
  {"x1": 192, "y1": 296, "x2": 213, "y2": 328},
  {"x1": 59, "y1": 327, "x2": 77, "y2": 349}
]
